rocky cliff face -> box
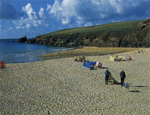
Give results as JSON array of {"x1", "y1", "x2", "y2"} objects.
[
  {"x1": 18, "y1": 36, "x2": 27, "y2": 43},
  {"x1": 27, "y1": 19, "x2": 150, "y2": 47}
]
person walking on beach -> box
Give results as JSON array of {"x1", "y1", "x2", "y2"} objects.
[
  {"x1": 120, "y1": 70, "x2": 126, "y2": 86},
  {"x1": 105, "y1": 69, "x2": 111, "y2": 85}
]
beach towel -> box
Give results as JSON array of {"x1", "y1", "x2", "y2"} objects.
[
  {"x1": 83, "y1": 61, "x2": 90, "y2": 68},
  {"x1": 90, "y1": 61, "x2": 96, "y2": 66}
]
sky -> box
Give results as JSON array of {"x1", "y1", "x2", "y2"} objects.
[{"x1": 0, "y1": 0, "x2": 150, "y2": 39}]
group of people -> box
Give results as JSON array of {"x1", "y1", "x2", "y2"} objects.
[
  {"x1": 105, "y1": 69, "x2": 126, "y2": 86},
  {"x1": 74, "y1": 56, "x2": 86, "y2": 62}
]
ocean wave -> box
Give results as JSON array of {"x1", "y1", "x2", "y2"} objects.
[{"x1": 52, "y1": 48, "x2": 73, "y2": 52}]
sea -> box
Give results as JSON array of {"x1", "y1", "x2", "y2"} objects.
[{"x1": 0, "y1": 39, "x2": 70, "y2": 63}]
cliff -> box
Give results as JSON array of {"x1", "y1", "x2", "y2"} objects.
[
  {"x1": 27, "y1": 19, "x2": 150, "y2": 47},
  {"x1": 18, "y1": 36, "x2": 27, "y2": 43}
]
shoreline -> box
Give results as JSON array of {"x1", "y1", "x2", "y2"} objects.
[
  {"x1": 40, "y1": 47, "x2": 139, "y2": 61},
  {"x1": 5, "y1": 47, "x2": 140, "y2": 64}
]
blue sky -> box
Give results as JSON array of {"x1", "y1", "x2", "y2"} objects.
[{"x1": 0, "y1": 0, "x2": 150, "y2": 39}]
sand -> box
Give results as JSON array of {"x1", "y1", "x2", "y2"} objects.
[{"x1": 1, "y1": 49, "x2": 150, "y2": 114}]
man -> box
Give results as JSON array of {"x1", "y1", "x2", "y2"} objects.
[
  {"x1": 120, "y1": 70, "x2": 126, "y2": 86},
  {"x1": 105, "y1": 69, "x2": 111, "y2": 85}
]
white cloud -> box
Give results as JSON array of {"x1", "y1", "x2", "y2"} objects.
[
  {"x1": 46, "y1": 4, "x2": 51, "y2": 11},
  {"x1": 109, "y1": 0, "x2": 141, "y2": 14},
  {"x1": 14, "y1": 17, "x2": 44, "y2": 29},
  {"x1": 109, "y1": 0, "x2": 122, "y2": 13},
  {"x1": 49, "y1": 0, "x2": 62, "y2": 16},
  {"x1": 62, "y1": 17, "x2": 70, "y2": 25},
  {"x1": 26, "y1": 24, "x2": 31, "y2": 29},
  {"x1": 61, "y1": 0, "x2": 78, "y2": 17},
  {"x1": 39, "y1": 7, "x2": 46, "y2": 19},
  {"x1": 48, "y1": 0, "x2": 150, "y2": 26},
  {"x1": 47, "y1": 0, "x2": 78, "y2": 24},
  {"x1": 14, "y1": 3, "x2": 47, "y2": 29},
  {"x1": 48, "y1": 0, "x2": 112, "y2": 25},
  {"x1": 76, "y1": 16, "x2": 83, "y2": 26},
  {"x1": 22, "y1": 3, "x2": 37, "y2": 19},
  {"x1": 92, "y1": 0, "x2": 101, "y2": 5}
]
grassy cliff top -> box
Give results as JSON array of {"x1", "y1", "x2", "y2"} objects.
[
  {"x1": 43, "y1": 20, "x2": 142, "y2": 37},
  {"x1": 29, "y1": 19, "x2": 150, "y2": 47}
]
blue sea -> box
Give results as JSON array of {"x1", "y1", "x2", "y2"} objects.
[{"x1": 0, "y1": 39, "x2": 70, "y2": 63}]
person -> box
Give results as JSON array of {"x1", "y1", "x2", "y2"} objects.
[
  {"x1": 128, "y1": 56, "x2": 132, "y2": 60},
  {"x1": 105, "y1": 69, "x2": 111, "y2": 85},
  {"x1": 120, "y1": 70, "x2": 126, "y2": 86}
]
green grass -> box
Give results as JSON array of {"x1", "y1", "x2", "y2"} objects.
[{"x1": 45, "y1": 20, "x2": 141, "y2": 37}]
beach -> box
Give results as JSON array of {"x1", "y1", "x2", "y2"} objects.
[{"x1": 1, "y1": 48, "x2": 150, "y2": 114}]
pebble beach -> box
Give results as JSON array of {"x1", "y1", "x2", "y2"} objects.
[{"x1": 1, "y1": 49, "x2": 150, "y2": 114}]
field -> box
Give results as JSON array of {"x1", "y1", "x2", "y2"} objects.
[
  {"x1": 1, "y1": 48, "x2": 150, "y2": 114},
  {"x1": 46, "y1": 20, "x2": 141, "y2": 36}
]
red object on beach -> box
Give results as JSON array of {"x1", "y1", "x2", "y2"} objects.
[
  {"x1": 0, "y1": 61, "x2": 6, "y2": 68},
  {"x1": 98, "y1": 63, "x2": 101, "y2": 67},
  {"x1": 128, "y1": 56, "x2": 132, "y2": 60}
]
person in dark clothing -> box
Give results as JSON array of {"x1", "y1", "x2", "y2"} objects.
[
  {"x1": 105, "y1": 69, "x2": 111, "y2": 85},
  {"x1": 120, "y1": 70, "x2": 126, "y2": 86}
]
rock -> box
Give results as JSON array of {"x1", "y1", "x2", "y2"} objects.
[{"x1": 18, "y1": 36, "x2": 27, "y2": 43}]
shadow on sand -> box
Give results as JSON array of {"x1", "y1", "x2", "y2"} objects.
[
  {"x1": 129, "y1": 86, "x2": 149, "y2": 88},
  {"x1": 100, "y1": 67, "x2": 109, "y2": 69},
  {"x1": 129, "y1": 85, "x2": 149, "y2": 93},
  {"x1": 129, "y1": 90, "x2": 140, "y2": 93},
  {"x1": 90, "y1": 66, "x2": 109, "y2": 70},
  {"x1": 114, "y1": 82, "x2": 121, "y2": 85}
]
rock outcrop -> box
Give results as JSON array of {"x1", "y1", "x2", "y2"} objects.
[{"x1": 18, "y1": 36, "x2": 27, "y2": 43}]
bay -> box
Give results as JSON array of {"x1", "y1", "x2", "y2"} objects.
[{"x1": 0, "y1": 39, "x2": 69, "y2": 63}]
